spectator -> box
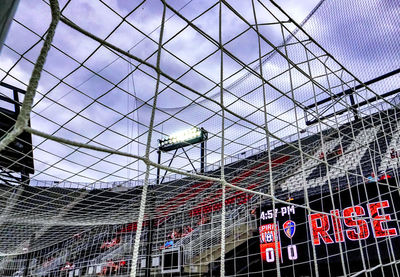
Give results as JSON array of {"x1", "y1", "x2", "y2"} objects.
[
  {"x1": 43, "y1": 257, "x2": 54, "y2": 268},
  {"x1": 100, "y1": 260, "x2": 119, "y2": 275},
  {"x1": 197, "y1": 215, "x2": 210, "y2": 226},
  {"x1": 367, "y1": 172, "x2": 377, "y2": 183},
  {"x1": 168, "y1": 228, "x2": 181, "y2": 240},
  {"x1": 250, "y1": 208, "x2": 257, "y2": 218},
  {"x1": 60, "y1": 261, "x2": 74, "y2": 271},
  {"x1": 116, "y1": 260, "x2": 127, "y2": 274},
  {"x1": 73, "y1": 233, "x2": 81, "y2": 240},
  {"x1": 100, "y1": 237, "x2": 120, "y2": 250},
  {"x1": 164, "y1": 240, "x2": 174, "y2": 249},
  {"x1": 391, "y1": 148, "x2": 399, "y2": 159},
  {"x1": 100, "y1": 241, "x2": 111, "y2": 250},
  {"x1": 175, "y1": 228, "x2": 182, "y2": 239},
  {"x1": 110, "y1": 236, "x2": 120, "y2": 246},
  {"x1": 159, "y1": 240, "x2": 171, "y2": 250},
  {"x1": 183, "y1": 225, "x2": 193, "y2": 236},
  {"x1": 378, "y1": 171, "x2": 391, "y2": 181},
  {"x1": 169, "y1": 229, "x2": 176, "y2": 240}
]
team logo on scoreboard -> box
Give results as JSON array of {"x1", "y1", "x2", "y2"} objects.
[{"x1": 283, "y1": 220, "x2": 296, "y2": 239}]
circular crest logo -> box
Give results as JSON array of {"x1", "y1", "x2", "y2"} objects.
[{"x1": 283, "y1": 220, "x2": 296, "y2": 239}]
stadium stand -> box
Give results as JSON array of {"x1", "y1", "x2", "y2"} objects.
[
  {"x1": 1, "y1": 0, "x2": 399, "y2": 276},
  {"x1": 0, "y1": 107, "x2": 400, "y2": 276}
]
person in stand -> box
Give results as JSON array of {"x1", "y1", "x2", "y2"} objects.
[
  {"x1": 100, "y1": 241, "x2": 111, "y2": 250},
  {"x1": 286, "y1": 195, "x2": 294, "y2": 202},
  {"x1": 391, "y1": 148, "x2": 399, "y2": 159},
  {"x1": 73, "y1": 233, "x2": 81, "y2": 240},
  {"x1": 114, "y1": 260, "x2": 126, "y2": 274},
  {"x1": 378, "y1": 171, "x2": 392, "y2": 181},
  {"x1": 164, "y1": 240, "x2": 174, "y2": 249},
  {"x1": 183, "y1": 225, "x2": 193, "y2": 236},
  {"x1": 250, "y1": 208, "x2": 257, "y2": 218},
  {"x1": 60, "y1": 261, "x2": 74, "y2": 271},
  {"x1": 367, "y1": 172, "x2": 378, "y2": 183},
  {"x1": 175, "y1": 228, "x2": 182, "y2": 239},
  {"x1": 197, "y1": 214, "x2": 210, "y2": 226},
  {"x1": 170, "y1": 229, "x2": 176, "y2": 240},
  {"x1": 100, "y1": 260, "x2": 113, "y2": 276},
  {"x1": 110, "y1": 236, "x2": 120, "y2": 247},
  {"x1": 160, "y1": 230, "x2": 176, "y2": 250},
  {"x1": 104, "y1": 260, "x2": 116, "y2": 275}
]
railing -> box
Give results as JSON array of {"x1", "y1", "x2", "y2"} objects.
[
  {"x1": 90, "y1": 232, "x2": 146, "y2": 266},
  {"x1": 92, "y1": 243, "x2": 130, "y2": 265},
  {"x1": 182, "y1": 212, "x2": 253, "y2": 265},
  {"x1": 392, "y1": 93, "x2": 400, "y2": 107},
  {"x1": 33, "y1": 251, "x2": 69, "y2": 276}
]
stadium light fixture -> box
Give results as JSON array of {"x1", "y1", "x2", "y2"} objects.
[
  {"x1": 150, "y1": 127, "x2": 208, "y2": 276},
  {"x1": 158, "y1": 127, "x2": 208, "y2": 152}
]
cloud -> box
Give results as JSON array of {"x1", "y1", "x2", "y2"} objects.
[{"x1": 2, "y1": 0, "x2": 392, "y2": 185}]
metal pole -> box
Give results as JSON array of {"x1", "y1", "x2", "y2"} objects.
[
  {"x1": 23, "y1": 234, "x2": 34, "y2": 277},
  {"x1": 23, "y1": 254, "x2": 30, "y2": 277},
  {"x1": 145, "y1": 150, "x2": 161, "y2": 277},
  {"x1": 348, "y1": 94, "x2": 359, "y2": 121},
  {"x1": 201, "y1": 128, "x2": 208, "y2": 174},
  {"x1": 144, "y1": 207, "x2": 154, "y2": 277},
  {"x1": 201, "y1": 141, "x2": 205, "y2": 173},
  {"x1": 156, "y1": 150, "x2": 161, "y2": 185},
  {"x1": 0, "y1": 0, "x2": 20, "y2": 54}
]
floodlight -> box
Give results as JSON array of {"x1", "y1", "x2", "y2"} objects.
[{"x1": 158, "y1": 127, "x2": 208, "y2": 152}]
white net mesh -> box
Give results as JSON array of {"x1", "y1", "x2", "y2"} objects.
[{"x1": 0, "y1": 0, "x2": 399, "y2": 276}]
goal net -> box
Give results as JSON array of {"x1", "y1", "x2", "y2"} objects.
[{"x1": 0, "y1": 0, "x2": 399, "y2": 276}]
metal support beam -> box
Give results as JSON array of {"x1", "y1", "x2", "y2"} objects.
[
  {"x1": 304, "y1": 68, "x2": 400, "y2": 126},
  {"x1": 305, "y1": 68, "x2": 400, "y2": 110},
  {"x1": 306, "y1": 87, "x2": 400, "y2": 125},
  {"x1": 0, "y1": 0, "x2": 19, "y2": 54},
  {"x1": 23, "y1": 234, "x2": 34, "y2": 277},
  {"x1": 201, "y1": 140, "x2": 206, "y2": 173},
  {"x1": 156, "y1": 150, "x2": 161, "y2": 185},
  {"x1": 348, "y1": 93, "x2": 359, "y2": 121},
  {"x1": 160, "y1": 149, "x2": 178, "y2": 184},
  {"x1": 145, "y1": 151, "x2": 161, "y2": 277},
  {"x1": 145, "y1": 198, "x2": 155, "y2": 277}
]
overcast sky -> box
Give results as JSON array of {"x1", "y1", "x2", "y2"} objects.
[{"x1": 0, "y1": 0, "x2": 398, "y2": 186}]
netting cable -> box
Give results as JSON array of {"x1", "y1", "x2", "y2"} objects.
[
  {"x1": 219, "y1": 1, "x2": 226, "y2": 276},
  {"x1": 129, "y1": 2, "x2": 167, "y2": 277},
  {"x1": 0, "y1": 0, "x2": 60, "y2": 153}
]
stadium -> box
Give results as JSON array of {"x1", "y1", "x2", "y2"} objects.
[{"x1": 0, "y1": 0, "x2": 399, "y2": 276}]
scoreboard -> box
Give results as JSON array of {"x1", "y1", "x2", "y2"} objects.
[{"x1": 257, "y1": 179, "x2": 400, "y2": 276}]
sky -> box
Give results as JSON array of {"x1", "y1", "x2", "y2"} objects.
[{"x1": 0, "y1": 0, "x2": 398, "y2": 186}]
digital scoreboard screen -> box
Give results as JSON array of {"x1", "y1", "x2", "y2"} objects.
[{"x1": 257, "y1": 180, "x2": 400, "y2": 276}]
